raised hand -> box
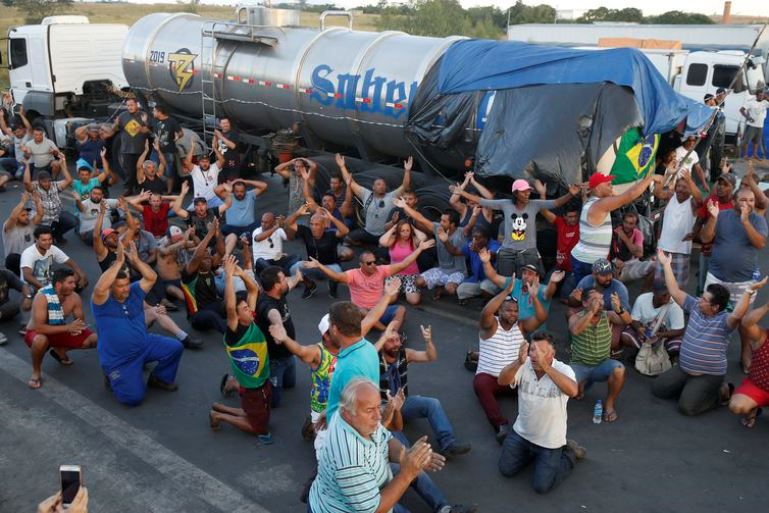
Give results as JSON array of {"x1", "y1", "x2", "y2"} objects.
[
  {"x1": 404, "y1": 156, "x2": 413, "y2": 172},
  {"x1": 437, "y1": 227, "x2": 449, "y2": 243},
  {"x1": 418, "y1": 239, "x2": 435, "y2": 251},
  {"x1": 570, "y1": 287, "x2": 583, "y2": 303},
  {"x1": 706, "y1": 199, "x2": 720, "y2": 219},
  {"x1": 100, "y1": 146, "x2": 107, "y2": 158},
  {"x1": 385, "y1": 277, "x2": 402, "y2": 297},
  {"x1": 303, "y1": 257, "x2": 320, "y2": 269},
  {"x1": 530, "y1": 341, "x2": 551, "y2": 371},
  {"x1": 550, "y1": 269, "x2": 565, "y2": 283},
  {"x1": 656, "y1": 248, "x2": 671, "y2": 267},
  {"x1": 392, "y1": 197, "x2": 406, "y2": 209},
  {"x1": 400, "y1": 436, "x2": 434, "y2": 478},
  {"x1": 125, "y1": 241, "x2": 139, "y2": 262},
  {"x1": 269, "y1": 323, "x2": 289, "y2": 344},
  {"x1": 478, "y1": 247, "x2": 491, "y2": 263},
  {"x1": 740, "y1": 202, "x2": 751, "y2": 222},
  {"x1": 533, "y1": 179, "x2": 547, "y2": 197},
  {"x1": 420, "y1": 324, "x2": 432, "y2": 341},
  {"x1": 527, "y1": 275, "x2": 540, "y2": 297},
  {"x1": 223, "y1": 254, "x2": 237, "y2": 276},
  {"x1": 334, "y1": 153, "x2": 345, "y2": 169},
  {"x1": 518, "y1": 340, "x2": 529, "y2": 365},
  {"x1": 568, "y1": 183, "x2": 581, "y2": 196}
]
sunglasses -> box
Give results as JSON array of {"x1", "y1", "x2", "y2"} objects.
[
  {"x1": 267, "y1": 237, "x2": 274, "y2": 248},
  {"x1": 504, "y1": 296, "x2": 519, "y2": 303},
  {"x1": 362, "y1": 260, "x2": 376, "y2": 266}
]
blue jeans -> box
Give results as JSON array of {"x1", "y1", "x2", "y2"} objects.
[
  {"x1": 222, "y1": 222, "x2": 260, "y2": 238},
  {"x1": 0, "y1": 157, "x2": 23, "y2": 178},
  {"x1": 571, "y1": 255, "x2": 594, "y2": 287},
  {"x1": 498, "y1": 430, "x2": 576, "y2": 494},
  {"x1": 255, "y1": 255, "x2": 300, "y2": 275},
  {"x1": 391, "y1": 431, "x2": 448, "y2": 512},
  {"x1": 290, "y1": 261, "x2": 342, "y2": 281},
  {"x1": 401, "y1": 395, "x2": 456, "y2": 451},
  {"x1": 570, "y1": 359, "x2": 624, "y2": 386},
  {"x1": 269, "y1": 355, "x2": 296, "y2": 408}
]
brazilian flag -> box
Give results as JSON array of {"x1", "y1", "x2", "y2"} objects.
[{"x1": 610, "y1": 127, "x2": 659, "y2": 184}]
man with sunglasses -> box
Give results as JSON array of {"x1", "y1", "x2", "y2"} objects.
[
  {"x1": 655, "y1": 248, "x2": 762, "y2": 416},
  {"x1": 304, "y1": 239, "x2": 435, "y2": 331},
  {"x1": 338, "y1": 154, "x2": 412, "y2": 247}
]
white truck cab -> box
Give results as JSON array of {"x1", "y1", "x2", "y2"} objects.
[{"x1": 3, "y1": 16, "x2": 128, "y2": 120}]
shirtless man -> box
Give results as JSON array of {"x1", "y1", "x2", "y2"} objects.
[
  {"x1": 156, "y1": 226, "x2": 195, "y2": 303},
  {"x1": 24, "y1": 268, "x2": 97, "y2": 389}
]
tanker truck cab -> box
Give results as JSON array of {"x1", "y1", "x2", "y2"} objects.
[{"x1": 3, "y1": 15, "x2": 128, "y2": 122}]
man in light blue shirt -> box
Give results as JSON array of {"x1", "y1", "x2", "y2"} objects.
[{"x1": 217, "y1": 179, "x2": 268, "y2": 255}]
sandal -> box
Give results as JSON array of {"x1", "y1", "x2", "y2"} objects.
[
  {"x1": 603, "y1": 409, "x2": 618, "y2": 423},
  {"x1": 27, "y1": 377, "x2": 42, "y2": 389},
  {"x1": 49, "y1": 349, "x2": 73, "y2": 366},
  {"x1": 741, "y1": 408, "x2": 763, "y2": 428}
]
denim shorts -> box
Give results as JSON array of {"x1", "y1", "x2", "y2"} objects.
[
  {"x1": 570, "y1": 359, "x2": 624, "y2": 384},
  {"x1": 380, "y1": 305, "x2": 400, "y2": 325}
]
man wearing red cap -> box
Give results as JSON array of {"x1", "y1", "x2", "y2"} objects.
[
  {"x1": 452, "y1": 178, "x2": 577, "y2": 277},
  {"x1": 570, "y1": 171, "x2": 656, "y2": 285}
]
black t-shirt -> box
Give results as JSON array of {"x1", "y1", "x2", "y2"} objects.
[
  {"x1": 225, "y1": 322, "x2": 249, "y2": 346},
  {"x1": 256, "y1": 294, "x2": 294, "y2": 359},
  {"x1": 153, "y1": 117, "x2": 181, "y2": 154},
  {"x1": 140, "y1": 174, "x2": 166, "y2": 194},
  {"x1": 218, "y1": 129, "x2": 241, "y2": 171},
  {"x1": 296, "y1": 225, "x2": 339, "y2": 265},
  {"x1": 181, "y1": 268, "x2": 218, "y2": 311},
  {"x1": 186, "y1": 208, "x2": 219, "y2": 241},
  {"x1": 117, "y1": 111, "x2": 149, "y2": 154},
  {"x1": 0, "y1": 269, "x2": 23, "y2": 305}
]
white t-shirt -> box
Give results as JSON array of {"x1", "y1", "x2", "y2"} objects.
[
  {"x1": 19, "y1": 244, "x2": 69, "y2": 286},
  {"x1": 742, "y1": 97, "x2": 768, "y2": 128},
  {"x1": 674, "y1": 146, "x2": 699, "y2": 176},
  {"x1": 251, "y1": 226, "x2": 287, "y2": 261},
  {"x1": 190, "y1": 163, "x2": 221, "y2": 202},
  {"x1": 631, "y1": 292, "x2": 685, "y2": 332},
  {"x1": 78, "y1": 198, "x2": 118, "y2": 235},
  {"x1": 658, "y1": 195, "x2": 695, "y2": 255},
  {"x1": 512, "y1": 359, "x2": 575, "y2": 449}
]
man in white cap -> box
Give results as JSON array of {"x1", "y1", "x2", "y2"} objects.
[{"x1": 452, "y1": 179, "x2": 578, "y2": 276}]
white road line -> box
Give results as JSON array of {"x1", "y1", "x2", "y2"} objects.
[{"x1": 0, "y1": 348, "x2": 270, "y2": 513}]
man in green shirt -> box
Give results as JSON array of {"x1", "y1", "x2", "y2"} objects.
[
  {"x1": 208, "y1": 255, "x2": 272, "y2": 444},
  {"x1": 568, "y1": 288, "x2": 629, "y2": 422}
]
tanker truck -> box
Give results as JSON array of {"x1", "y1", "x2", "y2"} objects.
[{"x1": 122, "y1": 5, "x2": 711, "y2": 189}]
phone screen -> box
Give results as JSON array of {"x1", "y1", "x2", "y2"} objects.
[{"x1": 60, "y1": 469, "x2": 80, "y2": 505}]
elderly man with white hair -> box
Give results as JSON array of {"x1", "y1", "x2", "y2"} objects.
[{"x1": 308, "y1": 378, "x2": 443, "y2": 513}]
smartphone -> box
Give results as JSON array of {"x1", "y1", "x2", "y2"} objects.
[{"x1": 60, "y1": 465, "x2": 82, "y2": 508}]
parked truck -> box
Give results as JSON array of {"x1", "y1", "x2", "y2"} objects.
[
  {"x1": 1, "y1": 15, "x2": 128, "y2": 146},
  {"x1": 508, "y1": 23, "x2": 768, "y2": 142}
]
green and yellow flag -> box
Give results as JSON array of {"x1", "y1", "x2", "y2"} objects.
[{"x1": 610, "y1": 127, "x2": 659, "y2": 184}]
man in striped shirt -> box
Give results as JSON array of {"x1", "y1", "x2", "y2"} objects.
[
  {"x1": 653, "y1": 249, "x2": 760, "y2": 416},
  {"x1": 309, "y1": 378, "x2": 443, "y2": 513}
]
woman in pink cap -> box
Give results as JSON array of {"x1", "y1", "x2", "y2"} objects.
[{"x1": 452, "y1": 178, "x2": 577, "y2": 277}]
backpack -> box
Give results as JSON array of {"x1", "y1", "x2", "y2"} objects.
[{"x1": 635, "y1": 303, "x2": 672, "y2": 376}]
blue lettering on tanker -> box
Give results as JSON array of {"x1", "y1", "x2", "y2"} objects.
[{"x1": 310, "y1": 64, "x2": 416, "y2": 119}]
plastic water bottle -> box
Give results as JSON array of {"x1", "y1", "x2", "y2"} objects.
[
  {"x1": 753, "y1": 268, "x2": 761, "y2": 282},
  {"x1": 592, "y1": 400, "x2": 603, "y2": 425}
]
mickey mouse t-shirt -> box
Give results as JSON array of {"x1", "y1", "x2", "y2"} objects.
[{"x1": 480, "y1": 198, "x2": 556, "y2": 250}]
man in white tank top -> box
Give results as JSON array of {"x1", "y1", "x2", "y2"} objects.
[
  {"x1": 571, "y1": 171, "x2": 657, "y2": 285},
  {"x1": 473, "y1": 278, "x2": 543, "y2": 443},
  {"x1": 651, "y1": 170, "x2": 702, "y2": 289}
]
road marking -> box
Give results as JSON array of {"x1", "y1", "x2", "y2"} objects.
[{"x1": 0, "y1": 348, "x2": 270, "y2": 513}]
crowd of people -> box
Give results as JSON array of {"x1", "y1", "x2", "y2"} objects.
[{"x1": 2, "y1": 86, "x2": 769, "y2": 512}]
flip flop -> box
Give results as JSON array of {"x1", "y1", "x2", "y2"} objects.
[
  {"x1": 603, "y1": 409, "x2": 618, "y2": 423},
  {"x1": 49, "y1": 349, "x2": 73, "y2": 366},
  {"x1": 27, "y1": 377, "x2": 42, "y2": 389},
  {"x1": 741, "y1": 408, "x2": 763, "y2": 428}
]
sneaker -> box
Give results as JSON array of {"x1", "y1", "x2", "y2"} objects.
[
  {"x1": 441, "y1": 441, "x2": 472, "y2": 457},
  {"x1": 495, "y1": 424, "x2": 510, "y2": 444},
  {"x1": 438, "y1": 505, "x2": 478, "y2": 513},
  {"x1": 181, "y1": 335, "x2": 204, "y2": 349},
  {"x1": 0, "y1": 332, "x2": 7, "y2": 345},
  {"x1": 301, "y1": 282, "x2": 317, "y2": 300},
  {"x1": 566, "y1": 439, "x2": 587, "y2": 460},
  {"x1": 329, "y1": 281, "x2": 338, "y2": 299}
]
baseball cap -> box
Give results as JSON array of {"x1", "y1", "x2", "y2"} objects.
[
  {"x1": 588, "y1": 172, "x2": 614, "y2": 189},
  {"x1": 592, "y1": 258, "x2": 613, "y2": 275},
  {"x1": 101, "y1": 228, "x2": 116, "y2": 239},
  {"x1": 716, "y1": 173, "x2": 737, "y2": 188},
  {"x1": 511, "y1": 179, "x2": 532, "y2": 192},
  {"x1": 76, "y1": 158, "x2": 93, "y2": 171},
  {"x1": 318, "y1": 314, "x2": 330, "y2": 336},
  {"x1": 521, "y1": 263, "x2": 540, "y2": 275},
  {"x1": 167, "y1": 225, "x2": 183, "y2": 240}
]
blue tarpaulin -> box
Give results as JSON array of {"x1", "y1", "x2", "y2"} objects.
[{"x1": 437, "y1": 40, "x2": 713, "y2": 135}]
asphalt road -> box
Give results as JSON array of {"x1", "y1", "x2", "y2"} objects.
[{"x1": 1, "y1": 166, "x2": 768, "y2": 513}]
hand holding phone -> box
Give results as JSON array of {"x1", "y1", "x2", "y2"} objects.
[{"x1": 60, "y1": 465, "x2": 82, "y2": 508}]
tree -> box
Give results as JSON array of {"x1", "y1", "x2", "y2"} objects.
[
  {"x1": 377, "y1": 0, "x2": 469, "y2": 38},
  {"x1": 5, "y1": 0, "x2": 74, "y2": 23},
  {"x1": 577, "y1": 7, "x2": 642, "y2": 23},
  {"x1": 508, "y1": 0, "x2": 557, "y2": 25},
  {"x1": 646, "y1": 11, "x2": 714, "y2": 24}
]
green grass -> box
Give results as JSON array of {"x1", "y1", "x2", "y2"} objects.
[{"x1": 0, "y1": 3, "x2": 380, "y2": 89}]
